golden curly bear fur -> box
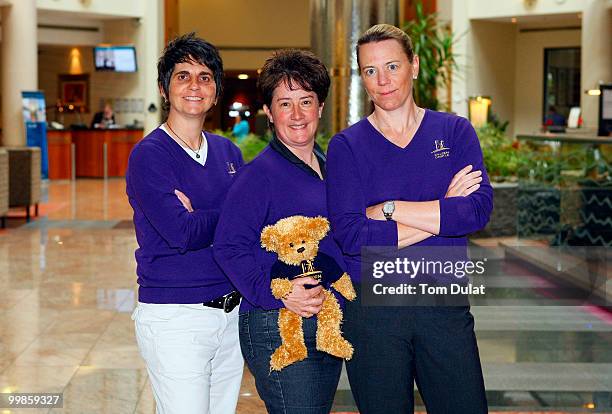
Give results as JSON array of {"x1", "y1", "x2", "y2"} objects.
[{"x1": 261, "y1": 215, "x2": 356, "y2": 371}]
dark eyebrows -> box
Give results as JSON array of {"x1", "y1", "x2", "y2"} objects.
[
  {"x1": 173, "y1": 70, "x2": 213, "y2": 77},
  {"x1": 275, "y1": 93, "x2": 316, "y2": 102}
]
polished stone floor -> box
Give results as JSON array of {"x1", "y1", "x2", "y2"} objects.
[{"x1": 0, "y1": 179, "x2": 610, "y2": 413}]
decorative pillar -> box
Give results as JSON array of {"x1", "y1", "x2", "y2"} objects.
[
  {"x1": 142, "y1": 0, "x2": 165, "y2": 134},
  {"x1": 1, "y1": 0, "x2": 38, "y2": 146},
  {"x1": 311, "y1": 0, "x2": 399, "y2": 135}
]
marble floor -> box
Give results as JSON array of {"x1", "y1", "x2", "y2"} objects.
[{"x1": 0, "y1": 179, "x2": 610, "y2": 413}]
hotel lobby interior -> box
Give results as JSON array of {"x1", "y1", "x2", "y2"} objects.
[{"x1": 0, "y1": 0, "x2": 610, "y2": 413}]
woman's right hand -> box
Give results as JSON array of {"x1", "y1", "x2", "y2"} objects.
[
  {"x1": 281, "y1": 277, "x2": 325, "y2": 318},
  {"x1": 445, "y1": 165, "x2": 482, "y2": 198},
  {"x1": 174, "y1": 189, "x2": 194, "y2": 212}
]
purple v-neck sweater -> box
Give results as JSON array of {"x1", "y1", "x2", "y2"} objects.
[
  {"x1": 126, "y1": 128, "x2": 243, "y2": 303},
  {"x1": 326, "y1": 110, "x2": 493, "y2": 282}
]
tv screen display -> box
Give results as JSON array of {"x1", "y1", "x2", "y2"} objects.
[{"x1": 94, "y1": 46, "x2": 137, "y2": 72}]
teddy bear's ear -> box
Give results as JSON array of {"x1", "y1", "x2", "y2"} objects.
[
  {"x1": 261, "y1": 225, "x2": 279, "y2": 251},
  {"x1": 308, "y1": 216, "x2": 330, "y2": 241}
]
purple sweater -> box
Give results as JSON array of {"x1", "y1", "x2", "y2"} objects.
[
  {"x1": 126, "y1": 128, "x2": 243, "y2": 303},
  {"x1": 326, "y1": 110, "x2": 493, "y2": 282},
  {"x1": 213, "y1": 143, "x2": 347, "y2": 312}
]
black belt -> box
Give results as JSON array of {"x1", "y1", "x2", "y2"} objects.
[{"x1": 202, "y1": 291, "x2": 241, "y2": 313}]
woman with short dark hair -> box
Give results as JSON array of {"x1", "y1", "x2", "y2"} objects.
[
  {"x1": 327, "y1": 24, "x2": 492, "y2": 413},
  {"x1": 214, "y1": 49, "x2": 345, "y2": 413},
  {"x1": 127, "y1": 33, "x2": 244, "y2": 414}
]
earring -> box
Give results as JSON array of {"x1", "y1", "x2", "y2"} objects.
[{"x1": 413, "y1": 75, "x2": 417, "y2": 80}]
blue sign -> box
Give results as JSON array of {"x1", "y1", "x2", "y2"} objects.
[{"x1": 22, "y1": 91, "x2": 49, "y2": 178}]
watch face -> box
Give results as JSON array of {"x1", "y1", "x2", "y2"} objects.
[{"x1": 383, "y1": 202, "x2": 394, "y2": 214}]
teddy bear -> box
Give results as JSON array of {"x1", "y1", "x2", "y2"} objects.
[{"x1": 260, "y1": 215, "x2": 356, "y2": 371}]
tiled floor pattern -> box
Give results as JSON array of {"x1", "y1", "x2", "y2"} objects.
[{"x1": 0, "y1": 179, "x2": 610, "y2": 413}]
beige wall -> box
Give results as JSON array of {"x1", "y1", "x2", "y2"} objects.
[
  {"x1": 513, "y1": 28, "x2": 581, "y2": 135},
  {"x1": 580, "y1": 1, "x2": 612, "y2": 128},
  {"x1": 178, "y1": 0, "x2": 310, "y2": 70},
  {"x1": 467, "y1": 21, "x2": 517, "y2": 137},
  {"x1": 452, "y1": 0, "x2": 610, "y2": 136},
  {"x1": 466, "y1": 0, "x2": 584, "y2": 19},
  {"x1": 36, "y1": 0, "x2": 143, "y2": 18}
]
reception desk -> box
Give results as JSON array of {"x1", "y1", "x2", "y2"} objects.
[
  {"x1": 70, "y1": 129, "x2": 143, "y2": 178},
  {"x1": 47, "y1": 130, "x2": 73, "y2": 179}
]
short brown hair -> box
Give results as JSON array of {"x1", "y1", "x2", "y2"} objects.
[
  {"x1": 356, "y1": 24, "x2": 414, "y2": 69},
  {"x1": 257, "y1": 49, "x2": 330, "y2": 108}
]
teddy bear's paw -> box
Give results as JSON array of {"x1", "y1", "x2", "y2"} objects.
[
  {"x1": 331, "y1": 273, "x2": 356, "y2": 301},
  {"x1": 317, "y1": 335, "x2": 354, "y2": 360},
  {"x1": 270, "y1": 344, "x2": 308, "y2": 371},
  {"x1": 271, "y1": 278, "x2": 293, "y2": 299}
]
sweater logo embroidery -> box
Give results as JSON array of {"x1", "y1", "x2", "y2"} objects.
[
  {"x1": 431, "y1": 140, "x2": 450, "y2": 159},
  {"x1": 299, "y1": 259, "x2": 323, "y2": 281},
  {"x1": 226, "y1": 162, "x2": 237, "y2": 175}
]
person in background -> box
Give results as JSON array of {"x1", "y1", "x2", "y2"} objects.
[
  {"x1": 232, "y1": 113, "x2": 250, "y2": 141},
  {"x1": 326, "y1": 24, "x2": 492, "y2": 413},
  {"x1": 126, "y1": 33, "x2": 244, "y2": 414},
  {"x1": 545, "y1": 105, "x2": 566, "y2": 127},
  {"x1": 91, "y1": 103, "x2": 116, "y2": 128}
]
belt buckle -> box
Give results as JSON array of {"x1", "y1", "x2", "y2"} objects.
[{"x1": 223, "y1": 292, "x2": 237, "y2": 313}]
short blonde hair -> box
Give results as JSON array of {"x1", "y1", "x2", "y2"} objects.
[{"x1": 356, "y1": 24, "x2": 414, "y2": 68}]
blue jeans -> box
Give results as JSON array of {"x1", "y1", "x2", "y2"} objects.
[
  {"x1": 344, "y1": 293, "x2": 488, "y2": 414},
  {"x1": 239, "y1": 309, "x2": 342, "y2": 414}
]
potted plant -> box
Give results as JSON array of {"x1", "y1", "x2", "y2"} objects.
[
  {"x1": 402, "y1": 1, "x2": 457, "y2": 111},
  {"x1": 472, "y1": 122, "x2": 526, "y2": 237}
]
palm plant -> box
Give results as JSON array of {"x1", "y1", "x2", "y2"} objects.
[{"x1": 402, "y1": 1, "x2": 457, "y2": 110}]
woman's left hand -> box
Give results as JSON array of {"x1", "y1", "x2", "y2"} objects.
[
  {"x1": 366, "y1": 203, "x2": 385, "y2": 220},
  {"x1": 174, "y1": 189, "x2": 193, "y2": 212}
]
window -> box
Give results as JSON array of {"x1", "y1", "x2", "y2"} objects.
[{"x1": 543, "y1": 47, "x2": 581, "y2": 126}]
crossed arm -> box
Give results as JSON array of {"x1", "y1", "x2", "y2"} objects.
[{"x1": 365, "y1": 165, "x2": 483, "y2": 248}]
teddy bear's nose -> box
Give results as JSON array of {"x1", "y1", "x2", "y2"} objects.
[{"x1": 297, "y1": 247, "x2": 305, "y2": 253}]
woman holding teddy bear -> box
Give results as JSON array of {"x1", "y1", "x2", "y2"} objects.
[{"x1": 213, "y1": 50, "x2": 348, "y2": 413}]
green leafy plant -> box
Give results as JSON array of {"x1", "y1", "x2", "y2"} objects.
[
  {"x1": 477, "y1": 123, "x2": 526, "y2": 182},
  {"x1": 402, "y1": 1, "x2": 457, "y2": 110},
  {"x1": 213, "y1": 129, "x2": 335, "y2": 163},
  {"x1": 213, "y1": 129, "x2": 270, "y2": 162},
  {"x1": 316, "y1": 132, "x2": 332, "y2": 152},
  {"x1": 237, "y1": 134, "x2": 271, "y2": 162}
]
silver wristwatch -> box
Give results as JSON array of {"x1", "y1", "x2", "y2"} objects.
[{"x1": 382, "y1": 201, "x2": 395, "y2": 221}]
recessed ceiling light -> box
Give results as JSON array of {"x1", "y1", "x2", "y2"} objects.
[{"x1": 238, "y1": 74, "x2": 249, "y2": 80}]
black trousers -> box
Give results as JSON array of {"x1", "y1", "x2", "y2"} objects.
[{"x1": 344, "y1": 289, "x2": 488, "y2": 414}]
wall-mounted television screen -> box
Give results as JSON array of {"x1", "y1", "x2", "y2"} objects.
[{"x1": 94, "y1": 46, "x2": 137, "y2": 72}]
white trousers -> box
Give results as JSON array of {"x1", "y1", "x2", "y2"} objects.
[{"x1": 132, "y1": 302, "x2": 244, "y2": 414}]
